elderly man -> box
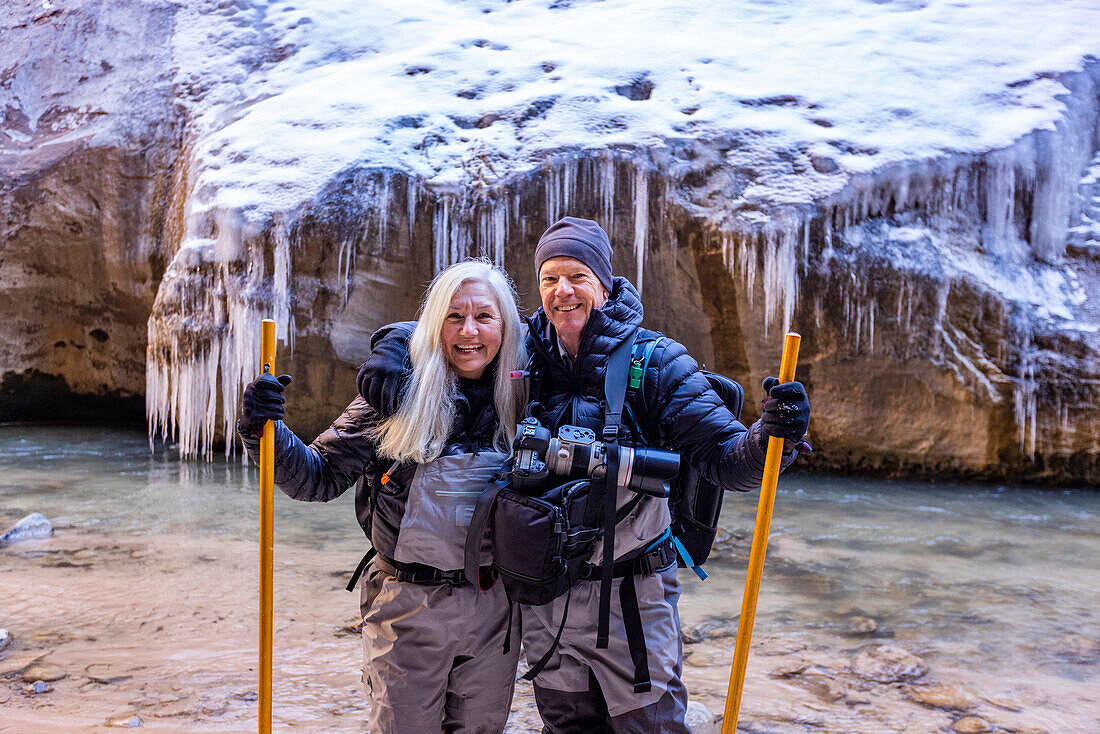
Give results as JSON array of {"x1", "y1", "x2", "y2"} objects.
[{"x1": 360, "y1": 218, "x2": 811, "y2": 733}]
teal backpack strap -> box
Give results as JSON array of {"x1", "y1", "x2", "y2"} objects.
[{"x1": 672, "y1": 535, "x2": 708, "y2": 581}]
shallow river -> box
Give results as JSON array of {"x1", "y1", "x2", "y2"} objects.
[{"x1": 1, "y1": 426, "x2": 1097, "y2": 733}]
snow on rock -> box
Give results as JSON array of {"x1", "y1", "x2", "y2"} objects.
[
  {"x1": 148, "y1": 1, "x2": 1100, "y2": 474},
  {"x1": 2, "y1": 0, "x2": 1096, "y2": 477}
]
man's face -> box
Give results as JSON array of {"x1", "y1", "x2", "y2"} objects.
[
  {"x1": 440, "y1": 280, "x2": 503, "y2": 380},
  {"x1": 538, "y1": 257, "x2": 609, "y2": 349}
]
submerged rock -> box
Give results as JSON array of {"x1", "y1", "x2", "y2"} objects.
[
  {"x1": 22, "y1": 680, "x2": 52, "y2": 695},
  {"x1": 23, "y1": 663, "x2": 67, "y2": 683},
  {"x1": 850, "y1": 644, "x2": 926, "y2": 683},
  {"x1": 0, "y1": 628, "x2": 11, "y2": 652},
  {"x1": 105, "y1": 713, "x2": 144, "y2": 728},
  {"x1": 840, "y1": 616, "x2": 878, "y2": 637},
  {"x1": 1055, "y1": 633, "x2": 1100, "y2": 663},
  {"x1": 685, "y1": 700, "x2": 718, "y2": 734},
  {"x1": 903, "y1": 682, "x2": 981, "y2": 710},
  {"x1": 681, "y1": 618, "x2": 738, "y2": 644},
  {"x1": 0, "y1": 513, "x2": 53, "y2": 544},
  {"x1": 953, "y1": 715, "x2": 992, "y2": 733}
]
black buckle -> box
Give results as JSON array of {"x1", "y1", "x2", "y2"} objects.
[
  {"x1": 602, "y1": 424, "x2": 619, "y2": 442},
  {"x1": 636, "y1": 538, "x2": 675, "y2": 575}
]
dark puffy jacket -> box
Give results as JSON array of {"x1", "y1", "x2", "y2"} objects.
[
  {"x1": 240, "y1": 362, "x2": 501, "y2": 559},
  {"x1": 361, "y1": 278, "x2": 789, "y2": 560},
  {"x1": 526, "y1": 277, "x2": 775, "y2": 493}
]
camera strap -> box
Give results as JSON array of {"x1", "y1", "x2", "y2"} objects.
[{"x1": 596, "y1": 327, "x2": 638, "y2": 650}]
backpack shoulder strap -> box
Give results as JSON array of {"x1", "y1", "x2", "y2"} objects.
[
  {"x1": 597, "y1": 328, "x2": 638, "y2": 649},
  {"x1": 464, "y1": 459, "x2": 514, "y2": 587}
]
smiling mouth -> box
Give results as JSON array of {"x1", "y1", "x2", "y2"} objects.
[
  {"x1": 554, "y1": 304, "x2": 581, "y2": 312},
  {"x1": 454, "y1": 345, "x2": 484, "y2": 353}
]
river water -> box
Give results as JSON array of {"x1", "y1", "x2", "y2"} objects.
[{"x1": 1, "y1": 426, "x2": 1097, "y2": 733}]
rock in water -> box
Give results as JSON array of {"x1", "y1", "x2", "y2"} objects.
[
  {"x1": 0, "y1": 628, "x2": 11, "y2": 652},
  {"x1": 851, "y1": 644, "x2": 927, "y2": 683},
  {"x1": 23, "y1": 663, "x2": 67, "y2": 683},
  {"x1": 0, "y1": 513, "x2": 53, "y2": 544},
  {"x1": 685, "y1": 700, "x2": 718, "y2": 734},
  {"x1": 953, "y1": 716, "x2": 992, "y2": 733}
]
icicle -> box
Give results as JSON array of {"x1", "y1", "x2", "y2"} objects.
[
  {"x1": 633, "y1": 168, "x2": 648, "y2": 295},
  {"x1": 407, "y1": 178, "x2": 418, "y2": 241},
  {"x1": 1012, "y1": 325, "x2": 1038, "y2": 460},
  {"x1": 493, "y1": 199, "x2": 506, "y2": 265},
  {"x1": 600, "y1": 154, "x2": 615, "y2": 237},
  {"x1": 434, "y1": 196, "x2": 451, "y2": 273}
]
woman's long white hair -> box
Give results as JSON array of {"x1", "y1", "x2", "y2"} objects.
[{"x1": 372, "y1": 259, "x2": 527, "y2": 464}]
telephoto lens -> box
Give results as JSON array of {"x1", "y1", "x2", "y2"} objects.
[{"x1": 619, "y1": 446, "x2": 680, "y2": 497}]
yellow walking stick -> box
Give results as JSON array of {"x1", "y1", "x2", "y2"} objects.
[
  {"x1": 721, "y1": 332, "x2": 801, "y2": 734},
  {"x1": 259, "y1": 319, "x2": 276, "y2": 734}
]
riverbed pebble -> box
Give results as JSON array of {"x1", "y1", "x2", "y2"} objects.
[
  {"x1": 1056, "y1": 633, "x2": 1099, "y2": 663},
  {"x1": 841, "y1": 616, "x2": 878, "y2": 636},
  {"x1": 0, "y1": 628, "x2": 11, "y2": 651},
  {"x1": 953, "y1": 715, "x2": 992, "y2": 733},
  {"x1": 23, "y1": 663, "x2": 67, "y2": 682},
  {"x1": 850, "y1": 644, "x2": 926, "y2": 683},
  {"x1": 685, "y1": 700, "x2": 717, "y2": 734},
  {"x1": 681, "y1": 619, "x2": 737, "y2": 644},
  {"x1": 105, "y1": 713, "x2": 144, "y2": 727},
  {"x1": 903, "y1": 682, "x2": 980, "y2": 710},
  {"x1": 23, "y1": 680, "x2": 53, "y2": 694}
]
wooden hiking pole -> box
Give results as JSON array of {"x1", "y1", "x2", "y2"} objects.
[
  {"x1": 259, "y1": 319, "x2": 276, "y2": 734},
  {"x1": 721, "y1": 332, "x2": 801, "y2": 733}
]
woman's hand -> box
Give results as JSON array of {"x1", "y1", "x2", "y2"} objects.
[{"x1": 238, "y1": 372, "x2": 293, "y2": 435}]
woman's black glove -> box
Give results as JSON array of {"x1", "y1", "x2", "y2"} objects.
[
  {"x1": 759, "y1": 376, "x2": 810, "y2": 448},
  {"x1": 238, "y1": 372, "x2": 293, "y2": 435}
]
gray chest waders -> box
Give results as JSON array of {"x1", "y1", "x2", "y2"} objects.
[
  {"x1": 466, "y1": 329, "x2": 669, "y2": 694},
  {"x1": 347, "y1": 451, "x2": 509, "y2": 591}
]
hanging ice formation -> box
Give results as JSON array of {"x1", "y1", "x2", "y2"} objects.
[{"x1": 147, "y1": 68, "x2": 1097, "y2": 461}]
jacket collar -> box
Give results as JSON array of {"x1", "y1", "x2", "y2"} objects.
[{"x1": 526, "y1": 276, "x2": 643, "y2": 364}]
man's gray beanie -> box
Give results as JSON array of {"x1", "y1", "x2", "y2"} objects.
[{"x1": 534, "y1": 217, "x2": 614, "y2": 292}]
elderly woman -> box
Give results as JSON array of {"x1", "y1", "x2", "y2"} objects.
[{"x1": 237, "y1": 259, "x2": 526, "y2": 734}]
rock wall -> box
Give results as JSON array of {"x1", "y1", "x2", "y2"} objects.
[
  {"x1": 0, "y1": 0, "x2": 181, "y2": 423},
  {"x1": 2, "y1": 1, "x2": 1098, "y2": 484}
]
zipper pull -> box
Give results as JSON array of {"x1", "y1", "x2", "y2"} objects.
[{"x1": 380, "y1": 461, "x2": 401, "y2": 486}]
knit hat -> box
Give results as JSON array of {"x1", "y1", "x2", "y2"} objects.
[{"x1": 534, "y1": 217, "x2": 614, "y2": 292}]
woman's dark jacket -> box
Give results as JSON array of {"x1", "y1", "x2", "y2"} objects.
[{"x1": 240, "y1": 368, "x2": 500, "y2": 559}]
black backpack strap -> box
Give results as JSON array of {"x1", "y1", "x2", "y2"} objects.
[
  {"x1": 619, "y1": 573, "x2": 651, "y2": 693},
  {"x1": 596, "y1": 329, "x2": 638, "y2": 649},
  {"x1": 522, "y1": 587, "x2": 572, "y2": 681},
  {"x1": 464, "y1": 462, "x2": 513, "y2": 587},
  {"x1": 345, "y1": 547, "x2": 377, "y2": 592}
]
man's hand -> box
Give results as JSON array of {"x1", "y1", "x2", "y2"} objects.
[
  {"x1": 759, "y1": 376, "x2": 810, "y2": 448},
  {"x1": 357, "y1": 324, "x2": 413, "y2": 417},
  {"x1": 238, "y1": 372, "x2": 293, "y2": 435}
]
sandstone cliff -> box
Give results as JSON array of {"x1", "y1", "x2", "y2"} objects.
[{"x1": 2, "y1": 0, "x2": 1097, "y2": 483}]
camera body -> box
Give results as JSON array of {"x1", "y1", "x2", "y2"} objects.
[{"x1": 512, "y1": 416, "x2": 680, "y2": 497}]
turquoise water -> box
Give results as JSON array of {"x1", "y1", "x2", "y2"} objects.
[{"x1": 1, "y1": 426, "x2": 1097, "y2": 732}]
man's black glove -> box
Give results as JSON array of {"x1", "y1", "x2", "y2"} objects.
[
  {"x1": 759, "y1": 376, "x2": 810, "y2": 449},
  {"x1": 238, "y1": 372, "x2": 293, "y2": 435},
  {"x1": 357, "y1": 324, "x2": 413, "y2": 417}
]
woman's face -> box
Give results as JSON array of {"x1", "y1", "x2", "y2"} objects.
[{"x1": 440, "y1": 280, "x2": 503, "y2": 380}]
